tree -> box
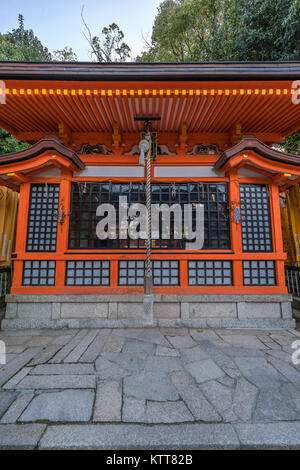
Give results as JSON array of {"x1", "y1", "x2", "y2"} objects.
[
  {"x1": 232, "y1": 0, "x2": 300, "y2": 61},
  {"x1": 0, "y1": 129, "x2": 29, "y2": 155},
  {"x1": 138, "y1": 0, "x2": 300, "y2": 153},
  {"x1": 52, "y1": 46, "x2": 77, "y2": 62},
  {"x1": 0, "y1": 14, "x2": 52, "y2": 154},
  {"x1": 0, "y1": 34, "x2": 24, "y2": 60},
  {"x1": 138, "y1": 0, "x2": 300, "y2": 62},
  {"x1": 3, "y1": 14, "x2": 52, "y2": 61},
  {"x1": 137, "y1": 0, "x2": 242, "y2": 62},
  {"x1": 81, "y1": 7, "x2": 131, "y2": 62}
]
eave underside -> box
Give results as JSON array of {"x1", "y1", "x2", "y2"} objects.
[{"x1": 0, "y1": 80, "x2": 299, "y2": 150}]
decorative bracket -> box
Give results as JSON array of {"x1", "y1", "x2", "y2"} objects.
[
  {"x1": 229, "y1": 122, "x2": 242, "y2": 146},
  {"x1": 112, "y1": 122, "x2": 121, "y2": 149},
  {"x1": 58, "y1": 122, "x2": 72, "y2": 146},
  {"x1": 179, "y1": 122, "x2": 188, "y2": 149}
]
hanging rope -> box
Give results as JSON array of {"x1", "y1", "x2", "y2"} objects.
[{"x1": 171, "y1": 182, "x2": 176, "y2": 199}]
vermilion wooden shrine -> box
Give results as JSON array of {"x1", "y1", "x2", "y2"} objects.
[{"x1": 0, "y1": 61, "x2": 299, "y2": 328}]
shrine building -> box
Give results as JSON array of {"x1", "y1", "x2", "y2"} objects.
[{"x1": 0, "y1": 61, "x2": 299, "y2": 328}]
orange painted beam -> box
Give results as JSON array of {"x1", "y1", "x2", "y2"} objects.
[{"x1": 7, "y1": 172, "x2": 28, "y2": 183}]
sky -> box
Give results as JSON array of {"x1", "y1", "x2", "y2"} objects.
[{"x1": 0, "y1": 0, "x2": 162, "y2": 60}]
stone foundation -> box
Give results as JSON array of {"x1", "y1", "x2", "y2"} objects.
[{"x1": 2, "y1": 293, "x2": 295, "y2": 329}]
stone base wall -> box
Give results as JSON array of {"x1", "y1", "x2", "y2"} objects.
[{"x1": 2, "y1": 293, "x2": 295, "y2": 329}]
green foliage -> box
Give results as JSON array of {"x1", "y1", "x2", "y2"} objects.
[
  {"x1": 82, "y1": 8, "x2": 131, "y2": 62},
  {"x1": 0, "y1": 129, "x2": 29, "y2": 155},
  {"x1": 0, "y1": 34, "x2": 24, "y2": 60},
  {"x1": 138, "y1": 0, "x2": 300, "y2": 152},
  {"x1": 138, "y1": 0, "x2": 300, "y2": 62},
  {"x1": 137, "y1": 0, "x2": 242, "y2": 62},
  {"x1": 52, "y1": 46, "x2": 77, "y2": 62},
  {"x1": 282, "y1": 130, "x2": 300, "y2": 154},
  {"x1": 2, "y1": 14, "x2": 52, "y2": 61},
  {"x1": 232, "y1": 0, "x2": 300, "y2": 60},
  {"x1": 0, "y1": 15, "x2": 50, "y2": 154}
]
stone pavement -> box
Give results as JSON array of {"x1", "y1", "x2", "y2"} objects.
[{"x1": 0, "y1": 326, "x2": 300, "y2": 449}]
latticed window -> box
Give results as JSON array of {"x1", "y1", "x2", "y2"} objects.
[
  {"x1": 188, "y1": 260, "x2": 232, "y2": 285},
  {"x1": 118, "y1": 260, "x2": 179, "y2": 285},
  {"x1": 22, "y1": 260, "x2": 55, "y2": 286},
  {"x1": 243, "y1": 260, "x2": 276, "y2": 285},
  {"x1": 69, "y1": 182, "x2": 230, "y2": 250},
  {"x1": 239, "y1": 184, "x2": 272, "y2": 252},
  {"x1": 26, "y1": 184, "x2": 59, "y2": 252},
  {"x1": 65, "y1": 260, "x2": 110, "y2": 286}
]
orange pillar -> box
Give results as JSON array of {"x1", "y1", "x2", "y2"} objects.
[
  {"x1": 55, "y1": 172, "x2": 72, "y2": 289},
  {"x1": 110, "y1": 260, "x2": 119, "y2": 288},
  {"x1": 180, "y1": 259, "x2": 188, "y2": 287},
  {"x1": 14, "y1": 182, "x2": 30, "y2": 255},
  {"x1": 12, "y1": 182, "x2": 30, "y2": 290},
  {"x1": 269, "y1": 183, "x2": 287, "y2": 290},
  {"x1": 228, "y1": 170, "x2": 243, "y2": 287}
]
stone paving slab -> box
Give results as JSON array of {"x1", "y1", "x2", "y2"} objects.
[
  {"x1": 0, "y1": 348, "x2": 41, "y2": 387},
  {"x1": 93, "y1": 380, "x2": 122, "y2": 422},
  {"x1": 123, "y1": 372, "x2": 179, "y2": 401},
  {"x1": 38, "y1": 423, "x2": 240, "y2": 449},
  {"x1": 170, "y1": 371, "x2": 221, "y2": 422},
  {"x1": 146, "y1": 401, "x2": 194, "y2": 423},
  {"x1": 156, "y1": 345, "x2": 179, "y2": 357},
  {"x1": 234, "y1": 357, "x2": 289, "y2": 389},
  {"x1": 2, "y1": 367, "x2": 32, "y2": 389},
  {"x1": 235, "y1": 422, "x2": 300, "y2": 449},
  {"x1": 1, "y1": 393, "x2": 34, "y2": 423},
  {"x1": 49, "y1": 329, "x2": 89, "y2": 363},
  {"x1": 123, "y1": 338, "x2": 156, "y2": 357},
  {"x1": 79, "y1": 330, "x2": 111, "y2": 362},
  {"x1": 0, "y1": 391, "x2": 19, "y2": 418},
  {"x1": 122, "y1": 397, "x2": 146, "y2": 423},
  {"x1": 0, "y1": 423, "x2": 46, "y2": 449},
  {"x1": 0, "y1": 326, "x2": 299, "y2": 449},
  {"x1": 20, "y1": 390, "x2": 94, "y2": 423},
  {"x1": 186, "y1": 359, "x2": 224, "y2": 383},
  {"x1": 63, "y1": 330, "x2": 99, "y2": 363},
  {"x1": 15, "y1": 374, "x2": 96, "y2": 389},
  {"x1": 102, "y1": 352, "x2": 145, "y2": 373},
  {"x1": 28, "y1": 345, "x2": 64, "y2": 366},
  {"x1": 254, "y1": 389, "x2": 300, "y2": 422},
  {"x1": 29, "y1": 363, "x2": 94, "y2": 375}
]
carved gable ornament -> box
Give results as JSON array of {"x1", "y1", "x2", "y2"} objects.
[
  {"x1": 187, "y1": 144, "x2": 219, "y2": 155},
  {"x1": 79, "y1": 143, "x2": 113, "y2": 155}
]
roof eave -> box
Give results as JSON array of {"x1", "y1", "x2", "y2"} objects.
[{"x1": 1, "y1": 61, "x2": 300, "y2": 81}]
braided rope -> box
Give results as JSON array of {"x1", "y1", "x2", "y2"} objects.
[{"x1": 145, "y1": 141, "x2": 151, "y2": 277}]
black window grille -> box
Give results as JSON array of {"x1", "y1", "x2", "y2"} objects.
[
  {"x1": 26, "y1": 184, "x2": 59, "y2": 252},
  {"x1": 188, "y1": 260, "x2": 232, "y2": 285},
  {"x1": 243, "y1": 260, "x2": 276, "y2": 286},
  {"x1": 118, "y1": 260, "x2": 179, "y2": 285},
  {"x1": 65, "y1": 260, "x2": 110, "y2": 286},
  {"x1": 22, "y1": 260, "x2": 55, "y2": 286},
  {"x1": 69, "y1": 182, "x2": 230, "y2": 250},
  {"x1": 239, "y1": 184, "x2": 272, "y2": 252}
]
